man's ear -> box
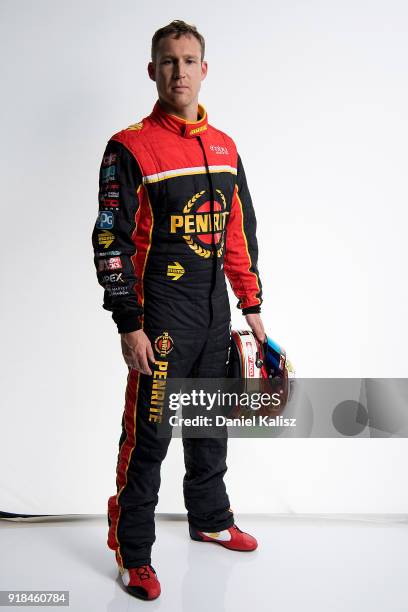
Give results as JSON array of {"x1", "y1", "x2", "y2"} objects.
[
  {"x1": 147, "y1": 61, "x2": 156, "y2": 81},
  {"x1": 201, "y1": 61, "x2": 208, "y2": 81}
]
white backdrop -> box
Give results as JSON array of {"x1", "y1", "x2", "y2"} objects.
[{"x1": 1, "y1": 0, "x2": 407, "y2": 515}]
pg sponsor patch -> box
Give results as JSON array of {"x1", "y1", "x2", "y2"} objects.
[{"x1": 96, "y1": 210, "x2": 114, "y2": 229}]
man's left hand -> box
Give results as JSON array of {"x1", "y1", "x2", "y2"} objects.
[{"x1": 244, "y1": 313, "x2": 266, "y2": 344}]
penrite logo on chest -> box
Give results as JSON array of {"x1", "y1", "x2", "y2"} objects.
[{"x1": 169, "y1": 189, "x2": 229, "y2": 258}]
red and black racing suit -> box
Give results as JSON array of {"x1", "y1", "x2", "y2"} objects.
[{"x1": 91, "y1": 99, "x2": 263, "y2": 570}]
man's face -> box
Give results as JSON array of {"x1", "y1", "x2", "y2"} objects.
[{"x1": 148, "y1": 34, "x2": 208, "y2": 115}]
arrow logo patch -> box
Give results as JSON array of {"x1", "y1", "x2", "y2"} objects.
[{"x1": 167, "y1": 261, "x2": 185, "y2": 281}]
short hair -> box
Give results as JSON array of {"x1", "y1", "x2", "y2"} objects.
[{"x1": 151, "y1": 20, "x2": 205, "y2": 62}]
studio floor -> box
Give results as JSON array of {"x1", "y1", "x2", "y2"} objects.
[{"x1": 0, "y1": 514, "x2": 407, "y2": 611}]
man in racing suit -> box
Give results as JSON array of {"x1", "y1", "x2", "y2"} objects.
[{"x1": 92, "y1": 20, "x2": 265, "y2": 600}]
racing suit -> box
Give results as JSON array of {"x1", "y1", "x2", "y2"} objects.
[{"x1": 91, "y1": 99, "x2": 263, "y2": 570}]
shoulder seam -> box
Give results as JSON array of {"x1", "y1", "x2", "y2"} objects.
[{"x1": 110, "y1": 136, "x2": 144, "y2": 179}]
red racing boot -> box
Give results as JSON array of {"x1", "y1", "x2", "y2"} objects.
[
  {"x1": 189, "y1": 523, "x2": 258, "y2": 551},
  {"x1": 119, "y1": 564, "x2": 161, "y2": 600}
]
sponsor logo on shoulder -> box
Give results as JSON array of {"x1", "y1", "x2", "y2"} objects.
[
  {"x1": 98, "y1": 230, "x2": 115, "y2": 249},
  {"x1": 102, "y1": 152, "x2": 117, "y2": 166},
  {"x1": 96, "y1": 249, "x2": 121, "y2": 258},
  {"x1": 98, "y1": 257, "x2": 122, "y2": 271},
  {"x1": 101, "y1": 165, "x2": 117, "y2": 181},
  {"x1": 109, "y1": 183, "x2": 119, "y2": 190},
  {"x1": 96, "y1": 210, "x2": 114, "y2": 229},
  {"x1": 99, "y1": 183, "x2": 119, "y2": 207},
  {"x1": 127, "y1": 121, "x2": 144, "y2": 131},
  {"x1": 101, "y1": 272, "x2": 124, "y2": 284},
  {"x1": 106, "y1": 285, "x2": 129, "y2": 296},
  {"x1": 209, "y1": 144, "x2": 229, "y2": 155},
  {"x1": 100, "y1": 198, "x2": 119, "y2": 208}
]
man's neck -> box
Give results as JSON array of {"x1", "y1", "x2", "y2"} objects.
[{"x1": 158, "y1": 98, "x2": 199, "y2": 122}]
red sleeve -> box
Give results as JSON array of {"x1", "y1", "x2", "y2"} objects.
[{"x1": 224, "y1": 153, "x2": 263, "y2": 314}]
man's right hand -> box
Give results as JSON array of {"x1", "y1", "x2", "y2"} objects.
[{"x1": 121, "y1": 330, "x2": 156, "y2": 375}]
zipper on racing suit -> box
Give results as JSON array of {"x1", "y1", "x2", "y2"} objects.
[{"x1": 197, "y1": 134, "x2": 218, "y2": 326}]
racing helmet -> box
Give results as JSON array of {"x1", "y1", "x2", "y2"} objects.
[{"x1": 227, "y1": 329, "x2": 295, "y2": 416}]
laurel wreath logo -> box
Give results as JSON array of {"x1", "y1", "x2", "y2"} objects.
[{"x1": 182, "y1": 189, "x2": 226, "y2": 258}]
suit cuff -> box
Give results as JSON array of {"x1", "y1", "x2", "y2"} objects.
[
  {"x1": 116, "y1": 316, "x2": 143, "y2": 333},
  {"x1": 241, "y1": 305, "x2": 261, "y2": 315}
]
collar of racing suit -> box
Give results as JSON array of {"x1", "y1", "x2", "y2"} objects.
[{"x1": 150, "y1": 98, "x2": 208, "y2": 139}]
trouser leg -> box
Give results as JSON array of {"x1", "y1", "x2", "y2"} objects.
[
  {"x1": 107, "y1": 366, "x2": 171, "y2": 569},
  {"x1": 183, "y1": 315, "x2": 235, "y2": 531},
  {"x1": 107, "y1": 324, "x2": 207, "y2": 568},
  {"x1": 182, "y1": 436, "x2": 234, "y2": 531}
]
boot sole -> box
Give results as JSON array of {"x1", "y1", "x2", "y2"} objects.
[{"x1": 189, "y1": 534, "x2": 257, "y2": 551}]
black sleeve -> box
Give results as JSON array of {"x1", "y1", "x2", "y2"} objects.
[{"x1": 91, "y1": 139, "x2": 144, "y2": 333}]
